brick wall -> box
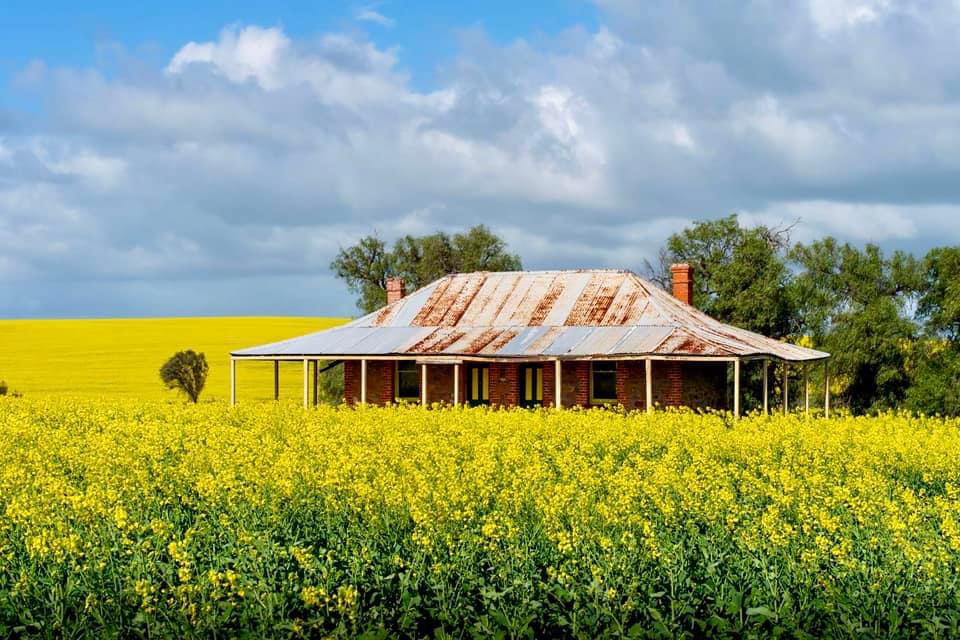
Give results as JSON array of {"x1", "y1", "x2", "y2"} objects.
[
  {"x1": 344, "y1": 361, "x2": 359, "y2": 406},
  {"x1": 542, "y1": 362, "x2": 555, "y2": 407},
  {"x1": 346, "y1": 358, "x2": 729, "y2": 411},
  {"x1": 681, "y1": 361, "x2": 728, "y2": 410},
  {"x1": 425, "y1": 364, "x2": 455, "y2": 404},
  {"x1": 488, "y1": 363, "x2": 519, "y2": 406}
]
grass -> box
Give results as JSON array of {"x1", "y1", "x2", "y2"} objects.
[{"x1": 0, "y1": 317, "x2": 347, "y2": 402}]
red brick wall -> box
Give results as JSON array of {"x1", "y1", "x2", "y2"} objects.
[
  {"x1": 681, "y1": 361, "x2": 728, "y2": 410},
  {"x1": 575, "y1": 362, "x2": 590, "y2": 407},
  {"x1": 344, "y1": 361, "x2": 359, "y2": 406},
  {"x1": 425, "y1": 364, "x2": 455, "y2": 405},
  {"x1": 488, "y1": 363, "x2": 519, "y2": 406},
  {"x1": 542, "y1": 362, "x2": 555, "y2": 407},
  {"x1": 346, "y1": 358, "x2": 729, "y2": 411}
]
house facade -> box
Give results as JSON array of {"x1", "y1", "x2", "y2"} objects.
[{"x1": 231, "y1": 266, "x2": 830, "y2": 416}]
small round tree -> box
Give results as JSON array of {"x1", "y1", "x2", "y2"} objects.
[{"x1": 160, "y1": 350, "x2": 209, "y2": 403}]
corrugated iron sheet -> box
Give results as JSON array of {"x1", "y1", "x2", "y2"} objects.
[{"x1": 233, "y1": 270, "x2": 831, "y2": 361}]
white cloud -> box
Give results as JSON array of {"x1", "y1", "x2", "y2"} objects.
[
  {"x1": 356, "y1": 7, "x2": 395, "y2": 28},
  {"x1": 167, "y1": 25, "x2": 290, "y2": 89},
  {"x1": 4, "y1": 5, "x2": 960, "y2": 316},
  {"x1": 738, "y1": 201, "x2": 959, "y2": 244},
  {"x1": 807, "y1": 0, "x2": 892, "y2": 33}
]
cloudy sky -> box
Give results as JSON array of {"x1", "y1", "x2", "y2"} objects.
[{"x1": 2, "y1": 1, "x2": 960, "y2": 318}]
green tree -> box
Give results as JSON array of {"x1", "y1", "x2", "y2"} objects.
[
  {"x1": 788, "y1": 239, "x2": 921, "y2": 413},
  {"x1": 650, "y1": 214, "x2": 796, "y2": 338},
  {"x1": 332, "y1": 225, "x2": 521, "y2": 313},
  {"x1": 906, "y1": 247, "x2": 960, "y2": 415},
  {"x1": 160, "y1": 350, "x2": 209, "y2": 403}
]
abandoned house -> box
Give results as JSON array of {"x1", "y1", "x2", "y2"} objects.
[{"x1": 231, "y1": 266, "x2": 831, "y2": 416}]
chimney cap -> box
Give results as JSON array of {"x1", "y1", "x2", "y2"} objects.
[{"x1": 670, "y1": 263, "x2": 693, "y2": 272}]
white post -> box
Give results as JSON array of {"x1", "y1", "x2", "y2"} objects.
[
  {"x1": 783, "y1": 362, "x2": 789, "y2": 415},
  {"x1": 762, "y1": 359, "x2": 769, "y2": 415},
  {"x1": 453, "y1": 363, "x2": 460, "y2": 405},
  {"x1": 804, "y1": 365, "x2": 810, "y2": 417},
  {"x1": 360, "y1": 359, "x2": 367, "y2": 404},
  {"x1": 824, "y1": 361, "x2": 831, "y2": 419},
  {"x1": 302, "y1": 359, "x2": 309, "y2": 408},
  {"x1": 230, "y1": 357, "x2": 237, "y2": 406},
  {"x1": 554, "y1": 359, "x2": 562, "y2": 408},
  {"x1": 421, "y1": 364, "x2": 428, "y2": 406},
  {"x1": 734, "y1": 358, "x2": 741, "y2": 419},
  {"x1": 645, "y1": 358, "x2": 653, "y2": 415}
]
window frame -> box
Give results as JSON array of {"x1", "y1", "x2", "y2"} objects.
[
  {"x1": 465, "y1": 363, "x2": 490, "y2": 406},
  {"x1": 589, "y1": 361, "x2": 618, "y2": 404},
  {"x1": 394, "y1": 360, "x2": 420, "y2": 402}
]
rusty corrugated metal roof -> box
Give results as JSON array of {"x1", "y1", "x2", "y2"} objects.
[{"x1": 233, "y1": 270, "x2": 830, "y2": 361}]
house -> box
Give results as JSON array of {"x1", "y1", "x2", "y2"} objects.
[{"x1": 230, "y1": 266, "x2": 830, "y2": 416}]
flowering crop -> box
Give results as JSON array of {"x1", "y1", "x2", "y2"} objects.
[
  {"x1": 0, "y1": 317, "x2": 345, "y2": 400},
  {"x1": 1, "y1": 399, "x2": 959, "y2": 637}
]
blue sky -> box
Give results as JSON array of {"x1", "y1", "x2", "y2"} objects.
[
  {"x1": 2, "y1": 1, "x2": 960, "y2": 318},
  {"x1": 0, "y1": 1, "x2": 597, "y2": 92}
]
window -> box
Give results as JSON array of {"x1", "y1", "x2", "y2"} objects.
[
  {"x1": 395, "y1": 360, "x2": 420, "y2": 402},
  {"x1": 520, "y1": 364, "x2": 543, "y2": 408},
  {"x1": 590, "y1": 361, "x2": 618, "y2": 404},
  {"x1": 466, "y1": 364, "x2": 489, "y2": 406}
]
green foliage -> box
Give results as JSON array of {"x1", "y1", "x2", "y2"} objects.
[
  {"x1": 654, "y1": 214, "x2": 797, "y2": 339},
  {"x1": 907, "y1": 247, "x2": 960, "y2": 415},
  {"x1": 159, "y1": 350, "x2": 209, "y2": 403},
  {"x1": 331, "y1": 225, "x2": 521, "y2": 313},
  {"x1": 317, "y1": 361, "x2": 345, "y2": 404},
  {"x1": 788, "y1": 239, "x2": 921, "y2": 413},
  {"x1": 918, "y1": 246, "x2": 960, "y2": 340},
  {"x1": 906, "y1": 342, "x2": 960, "y2": 416}
]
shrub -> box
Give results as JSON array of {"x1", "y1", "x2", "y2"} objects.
[{"x1": 159, "y1": 350, "x2": 209, "y2": 403}]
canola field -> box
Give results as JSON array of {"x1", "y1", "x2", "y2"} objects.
[
  {"x1": 2, "y1": 399, "x2": 959, "y2": 638},
  {"x1": 0, "y1": 317, "x2": 346, "y2": 402}
]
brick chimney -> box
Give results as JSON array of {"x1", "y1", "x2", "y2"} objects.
[
  {"x1": 670, "y1": 263, "x2": 694, "y2": 306},
  {"x1": 386, "y1": 277, "x2": 406, "y2": 305}
]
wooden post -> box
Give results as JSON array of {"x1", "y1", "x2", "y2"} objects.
[
  {"x1": 313, "y1": 360, "x2": 318, "y2": 406},
  {"x1": 762, "y1": 359, "x2": 769, "y2": 415},
  {"x1": 734, "y1": 358, "x2": 741, "y2": 419},
  {"x1": 273, "y1": 360, "x2": 279, "y2": 401},
  {"x1": 645, "y1": 358, "x2": 653, "y2": 415},
  {"x1": 824, "y1": 360, "x2": 831, "y2": 418},
  {"x1": 453, "y1": 363, "x2": 460, "y2": 405},
  {"x1": 360, "y1": 359, "x2": 367, "y2": 405},
  {"x1": 230, "y1": 357, "x2": 237, "y2": 406},
  {"x1": 554, "y1": 359, "x2": 562, "y2": 408},
  {"x1": 804, "y1": 365, "x2": 810, "y2": 417},
  {"x1": 302, "y1": 359, "x2": 309, "y2": 408},
  {"x1": 421, "y1": 364, "x2": 428, "y2": 406},
  {"x1": 783, "y1": 362, "x2": 789, "y2": 415}
]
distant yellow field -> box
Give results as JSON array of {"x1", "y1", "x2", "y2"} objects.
[{"x1": 0, "y1": 317, "x2": 348, "y2": 401}]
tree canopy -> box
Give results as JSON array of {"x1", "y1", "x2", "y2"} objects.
[{"x1": 331, "y1": 225, "x2": 521, "y2": 313}]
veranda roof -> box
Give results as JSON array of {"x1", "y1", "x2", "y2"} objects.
[{"x1": 233, "y1": 270, "x2": 829, "y2": 362}]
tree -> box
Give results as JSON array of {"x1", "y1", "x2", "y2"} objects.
[
  {"x1": 332, "y1": 225, "x2": 522, "y2": 313},
  {"x1": 649, "y1": 214, "x2": 797, "y2": 338},
  {"x1": 160, "y1": 350, "x2": 209, "y2": 403},
  {"x1": 788, "y1": 239, "x2": 921, "y2": 413},
  {"x1": 905, "y1": 247, "x2": 960, "y2": 415}
]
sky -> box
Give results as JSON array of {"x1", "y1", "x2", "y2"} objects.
[{"x1": 2, "y1": 1, "x2": 960, "y2": 318}]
